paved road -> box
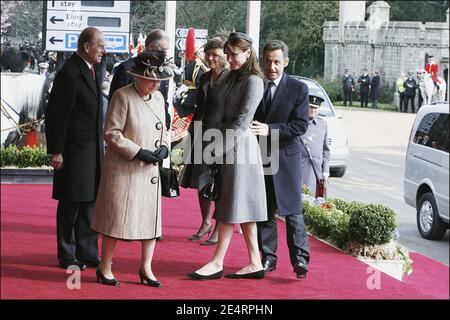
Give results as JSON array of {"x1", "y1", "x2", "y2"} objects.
[{"x1": 328, "y1": 108, "x2": 449, "y2": 265}]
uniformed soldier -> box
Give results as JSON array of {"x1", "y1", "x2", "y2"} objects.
[
  {"x1": 425, "y1": 55, "x2": 441, "y2": 87},
  {"x1": 175, "y1": 47, "x2": 209, "y2": 117},
  {"x1": 300, "y1": 95, "x2": 330, "y2": 196}
]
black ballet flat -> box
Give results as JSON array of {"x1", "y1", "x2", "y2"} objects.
[
  {"x1": 186, "y1": 270, "x2": 223, "y2": 280},
  {"x1": 224, "y1": 269, "x2": 265, "y2": 279},
  {"x1": 139, "y1": 270, "x2": 162, "y2": 287},
  {"x1": 96, "y1": 269, "x2": 120, "y2": 286}
]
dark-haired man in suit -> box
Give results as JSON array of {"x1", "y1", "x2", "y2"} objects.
[
  {"x1": 45, "y1": 27, "x2": 106, "y2": 270},
  {"x1": 250, "y1": 40, "x2": 310, "y2": 278}
]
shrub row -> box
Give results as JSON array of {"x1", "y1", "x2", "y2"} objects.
[
  {"x1": 1, "y1": 145, "x2": 50, "y2": 168},
  {"x1": 303, "y1": 197, "x2": 397, "y2": 249}
]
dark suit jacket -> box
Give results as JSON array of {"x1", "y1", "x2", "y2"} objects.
[
  {"x1": 45, "y1": 53, "x2": 104, "y2": 202},
  {"x1": 254, "y1": 73, "x2": 309, "y2": 216},
  {"x1": 109, "y1": 57, "x2": 171, "y2": 129}
]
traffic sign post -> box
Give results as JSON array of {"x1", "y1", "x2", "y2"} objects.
[
  {"x1": 43, "y1": 0, "x2": 131, "y2": 53},
  {"x1": 175, "y1": 28, "x2": 208, "y2": 51},
  {"x1": 175, "y1": 38, "x2": 207, "y2": 51},
  {"x1": 176, "y1": 28, "x2": 208, "y2": 39}
]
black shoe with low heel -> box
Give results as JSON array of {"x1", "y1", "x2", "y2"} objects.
[
  {"x1": 96, "y1": 269, "x2": 120, "y2": 286},
  {"x1": 186, "y1": 270, "x2": 223, "y2": 280},
  {"x1": 224, "y1": 269, "x2": 265, "y2": 279},
  {"x1": 139, "y1": 270, "x2": 162, "y2": 287}
]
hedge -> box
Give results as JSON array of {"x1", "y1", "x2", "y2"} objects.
[{"x1": 1, "y1": 145, "x2": 50, "y2": 168}]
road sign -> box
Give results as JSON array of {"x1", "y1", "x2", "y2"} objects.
[
  {"x1": 176, "y1": 28, "x2": 208, "y2": 39},
  {"x1": 44, "y1": 0, "x2": 130, "y2": 53},
  {"x1": 47, "y1": 1, "x2": 130, "y2": 12},
  {"x1": 46, "y1": 10, "x2": 130, "y2": 32},
  {"x1": 45, "y1": 30, "x2": 129, "y2": 52},
  {"x1": 176, "y1": 38, "x2": 208, "y2": 51}
]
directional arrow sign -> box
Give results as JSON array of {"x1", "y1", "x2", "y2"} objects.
[
  {"x1": 46, "y1": 10, "x2": 130, "y2": 32},
  {"x1": 49, "y1": 36, "x2": 63, "y2": 44},
  {"x1": 50, "y1": 16, "x2": 64, "y2": 24},
  {"x1": 176, "y1": 28, "x2": 208, "y2": 39},
  {"x1": 46, "y1": 30, "x2": 129, "y2": 52},
  {"x1": 176, "y1": 38, "x2": 207, "y2": 51}
]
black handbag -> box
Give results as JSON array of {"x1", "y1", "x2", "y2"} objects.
[
  {"x1": 198, "y1": 164, "x2": 220, "y2": 201},
  {"x1": 159, "y1": 164, "x2": 180, "y2": 198}
]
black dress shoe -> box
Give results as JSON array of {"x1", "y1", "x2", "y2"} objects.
[
  {"x1": 80, "y1": 258, "x2": 101, "y2": 267},
  {"x1": 59, "y1": 259, "x2": 86, "y2": 271},
  {"x1": 96, "y1": 269, "x2": 120, "y2": 286},
  {"x1": 186, "y1": 270, "x2": 223, "y2": 280},
  {"x1": 294, "y1": 263, "x2": 308, "y2": 279},
  {"x1": 139, "y1": 270, "x2": 162, "y2": 287},
  {"x1": 224, "y1": 269, "x2": 265, "y2": 279},
  {"x1": 262, "y1": 259, "x2": 277, "y2": 272}
]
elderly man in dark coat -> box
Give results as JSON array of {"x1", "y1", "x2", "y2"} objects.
[
  {"x1": 45, "y1": 27, "x2": 106, "y2": 270},
  {"x1": 251, "y1": 40, "x2": 310, "y2": 278},
  {"x1": 300, "y1": 96, "x2": 330, "y2": 196}
]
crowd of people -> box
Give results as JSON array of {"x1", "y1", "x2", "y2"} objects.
[
  {"x1": 43, "y1": 26, "x2": 332, "y2": 287},
  {"x1": 342, "y1": 55, "x2": 447, "y2": 113},
  {"x1": 341, "y1": 68, "x2": 380, "y2": 109}
]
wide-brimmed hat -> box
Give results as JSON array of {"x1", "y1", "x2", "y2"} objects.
[
  {"x1": 127, "y1": 50, "x2": 174, "y2": 80},
  {"x1": 309, "y1": 95, "x2": 324, "y2": 108}
]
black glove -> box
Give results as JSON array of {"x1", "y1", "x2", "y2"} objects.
[
  {"x1": 154, "y1": 145, "x2": 169, "y2": 160},
  {"x1": 135, "y1": 148, "x2": 161, "y2": 164}
]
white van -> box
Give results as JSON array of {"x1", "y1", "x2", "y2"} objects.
[{"x1": 404, "y1": 103, "x2": 449, "y2": 240}]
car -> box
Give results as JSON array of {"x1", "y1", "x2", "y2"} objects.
[
  {"x1": 292, "y1": 76, "x2": 349, "y2": 177},
  {"x1": 404, "y1": 102, "x2": 449, "y2": 240}
]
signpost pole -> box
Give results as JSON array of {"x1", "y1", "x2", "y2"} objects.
[{"x1": 164, "y1": 0, "x2": 177, "y2": 163}]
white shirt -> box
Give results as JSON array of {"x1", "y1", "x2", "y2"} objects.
[{"x1": 268, "y1": 73, "x2": 283, "y2": 100}]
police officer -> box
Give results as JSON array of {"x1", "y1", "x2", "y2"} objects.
[
  {"x1": 342, "y1": 68, "x2": 355, "y2": 106},
  {"x1": 358, "y1": 68, "x2": 370, "y2": 108},
  {"x1": 300, "y1": 95, "x2": 330, "y2": 196},
  {"x1": 403, "y1": 72, "x2": 418, "y2": 113}
]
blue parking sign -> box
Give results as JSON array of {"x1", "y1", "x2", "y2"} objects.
[
  {"x1": 66, "y1": 33, "x2": 79, "y2": 49},
  {"x1": 61, "y1": 32, "x2": 128, "y2": 52}
]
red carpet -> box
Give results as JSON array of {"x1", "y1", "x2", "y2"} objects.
[{"x1": 1, "y1": 184, "x2": 448, "y2": 299}]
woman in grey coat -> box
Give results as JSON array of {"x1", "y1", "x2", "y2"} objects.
[{"x1": 187, "y1": 32, "x2": 267, "y2": 281}]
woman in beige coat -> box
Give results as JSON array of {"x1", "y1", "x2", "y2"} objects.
[{"x1": 91, "y1": 51, "x2": 173, "y2": 287}]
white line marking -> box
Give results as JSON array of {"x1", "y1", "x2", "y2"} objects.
[{"x1": 364, "y1": 157, "x2": 400, "y2": 168}]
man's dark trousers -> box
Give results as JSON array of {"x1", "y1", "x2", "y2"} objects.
[
  {"x1": 257, "y1": 176, "x2": 310, "y2": 267},
  {"x1": 57, "y1": 200, "x2": 98, "y2": 261}
]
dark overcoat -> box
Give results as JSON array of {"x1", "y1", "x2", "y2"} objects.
[
  {"x1": 45, "y1": 53, "x2": 104, "y2": 202},
  {"x1": 370, "y1": 75, "x2": 380, "y2": 100},
  {"x1": 254, "y1": 73, "x2": 309, "y2": 216}
]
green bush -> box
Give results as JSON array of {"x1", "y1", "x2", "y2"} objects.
[
  {"x1": 1, "y1": 145, "x2": 19, "y2": 167},
  {"x1": 328, "y1": 211, "x2": 350, "y2": 249},
  {"x1": 349, "y1": 204, "x2": 397, "y2": 246},
  {"x1": 1, "y1": 145, "x2": 50, "y2": 168}
]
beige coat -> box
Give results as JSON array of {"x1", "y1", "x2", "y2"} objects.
[{"x1": 91, "y1": 84, "x2": 169, "y2": 240}]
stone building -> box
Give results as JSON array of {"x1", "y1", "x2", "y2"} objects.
[{"x1": 323, "y1": 1, "x2": 449, "y2": 87}]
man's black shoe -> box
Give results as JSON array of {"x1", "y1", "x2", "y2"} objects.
[
  {"x1": 294, "y1": 263, "x2": 308, "y2": 279},
  {"x1": 80, "y1": 258, "x2": 101, "y2": 268},
  {"x1": 59, "y1": 259, "x2": 86, "y2": 271},
  {"x1": 262, "y1": 259, "x2": 277, "y2": 272}
]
